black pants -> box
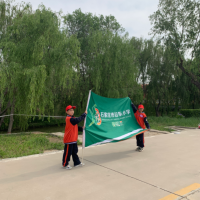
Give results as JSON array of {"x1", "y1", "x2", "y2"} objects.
[
  {"x1": 136, "y1": 133, "x2": 144, "y2": 148},
  {"x1": 62, "y1": 143, "x2": 81, "y2": 167}
]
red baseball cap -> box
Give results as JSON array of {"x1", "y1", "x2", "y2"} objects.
[
  {"x1": 66, "y1": 105, "x2": 76, "y2": 111},
  {"x1": 138, "y1": 105, "x2": 144, "y2": 109}
]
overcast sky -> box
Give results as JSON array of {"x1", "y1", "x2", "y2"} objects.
[{"x1": 14, "y1": 0, "x2": 160, "y2": 39}]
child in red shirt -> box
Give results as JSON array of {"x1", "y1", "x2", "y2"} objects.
[
  {"x1": 62, "y1": 105, "x2": 87, "y2": 169},
  {"x1": 131, "y1": 103, "x2": 150, "y2": 152}
]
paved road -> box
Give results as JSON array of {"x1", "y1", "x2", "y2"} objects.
[{"x1": 1, "y1": 129, "x2": 200, "y2": 200}]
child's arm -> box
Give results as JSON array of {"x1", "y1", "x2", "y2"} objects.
[
  {"x1": 144, "y1": 117, "x2": 150, "y2": 129},
  {"x1": 78, "y1": 126, "x2": 83, "y2": 132},
  {"x1": 131, "y1": 103, "x2": 137, "y2": 113},
  {"x1": 70, "y1": 113, "x2": 87, "y2": 126}
]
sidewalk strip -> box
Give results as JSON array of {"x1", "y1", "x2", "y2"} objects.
[
  {"x1": 85, "y1": 158, "x2": 184, "y2": 199},
  {"x1": 159, "y1": 183, "x2": 200, "y2": 200}
]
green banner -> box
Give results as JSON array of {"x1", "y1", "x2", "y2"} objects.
[{"x1": 84, "y1": 91, "x2": 145, "y2": 147}]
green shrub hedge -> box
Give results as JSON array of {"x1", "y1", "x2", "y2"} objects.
[
  {"x1": 179, "y1": 109, "x2": 200, "y2": 118},
  {"x1": 0, "y1": 116, "x2": 65, "y2": 131}
]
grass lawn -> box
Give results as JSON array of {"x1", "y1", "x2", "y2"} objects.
[
  {"x1": 1, "y1": 117, "x2": 199, "y2": 159},
  {"x1": 0, "y1": 133, "x2": 82, "y2": 159},
  {"x1": 148, "y1": 116, "x2": 200, "y2": 131}
]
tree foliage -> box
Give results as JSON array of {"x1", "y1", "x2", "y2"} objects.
[
  {"x1": 149, "y1": 0, "x2": 200, "y2": 91},
  {"x1": 63, "y1": 9, "x2": 143, "y2": 113},
  {"x1": 1, "y1": 1, "x2": 200, "y2": 132},
  {"x1": 146, "y1": 44, "x2": 178, "y2": 116},
  {"x1": 0, "y1": 1, "x2": 79, "y2": 131}
]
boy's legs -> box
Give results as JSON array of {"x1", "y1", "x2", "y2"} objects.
[
  {"x1": 72, "y1": 143, "x2": 81, "y2": 166},
  {"x1": 136, "y1": 133, "x2": 145, "y2": 148},
  {"x1": 62, "y1": 144, "x2": 73, "y2": 167}
]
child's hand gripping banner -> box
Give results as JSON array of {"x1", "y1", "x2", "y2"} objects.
[{"x1": 83, "y1": 91, "x2": 146, "y2": 148}]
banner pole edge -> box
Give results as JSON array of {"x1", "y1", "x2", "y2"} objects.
[{"x1": 82, "y1": 90, "x2": 92, "y2": 163}]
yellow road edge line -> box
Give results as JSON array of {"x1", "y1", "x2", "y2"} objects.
[{"x1": 159, "y1": 183, "x2": 200, "y2": 200}]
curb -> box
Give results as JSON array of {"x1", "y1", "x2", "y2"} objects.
[
  {"x1": 149, "y1": 129, "x2": 170, "y2": 134},
  {"x1": 167, "y1": 126, "x2": 198, "y2": 130},
  {"x1": 0, "y1": 150, "x2": 64, "y2": 162}
]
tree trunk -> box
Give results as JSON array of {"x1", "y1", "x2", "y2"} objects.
[
  {"x1": 0, "y1": 117, "x2": 5, "y2": 128},
  {"x1": 0, "y1": 100, "x2": 4, "y2": 129},
  {"x1": 161, "y1": 106, "x2": 164, "y2": 116},
  {"x1": 178, "y1": 58, "x2": 200, "y2": 91},
  {"x1": 0, "y1": 100, "x2": 11, "y2": 116},
  {"x1": 193, "y1": 96, "x2": 195, "y2": 109},
  {"x1": 155, "y1": 99, "x2": 161, "y2": 117},
  {"x1": 166, "y1": 103, "x2": 170, "y2": 115},
  {"x1": 8, "y1": 103, "x2": 15, "y2": 134},
  {"x1": 155, "y1": 106, "x2": 159, "y2": 117},
  {"x1": 175, "y1": 98, "x2": 178, "y2": 113}
]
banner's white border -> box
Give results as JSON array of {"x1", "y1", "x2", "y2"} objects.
[{"x1": 87, "y1": 128, "x2": 144, "y2": 147}]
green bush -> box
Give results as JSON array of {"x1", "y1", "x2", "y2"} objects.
[
  {"x1": 176, "y1": 114, "x2": 185, "y2": 118},
  {"x1": 143, "y1": 104, "x2": 156, "y2": 116},
  {"x1": 0, "y1": 116, "x2": 65, "y2": 131},
  {"x1": 179, "y1": 109, "x2": 200, "y2": 118},
  {"x1": 168, "y1": 111, "x2": 178, "y2": 118}
]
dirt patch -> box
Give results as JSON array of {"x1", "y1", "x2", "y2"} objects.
[
  {"x1": 48, "y1": 137, "x2": 63, "y2": 143},
  {"x1": 30, "y1": 132, "x2": 46, "y2": 134}
]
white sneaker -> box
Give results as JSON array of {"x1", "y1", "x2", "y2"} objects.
[
  {"x1": 75, "y1": 163, "x2": 85, "y2": 167},
  {"x1": 63, "y1": 165, "x2": 72, "y2": 170},
  {"x1": 138, "y1": 147, "x2": 144, "y2": 152},
  {"x1": 135, "y1": 147, "x2": 140, "y2": 151}
]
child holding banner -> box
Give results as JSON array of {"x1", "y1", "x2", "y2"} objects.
[
  {"x1": 131, "y1": 103, "x2": 150, "y2": 152},
  {"x1": 62, "y1": 105, "x2": 87, "y2": 169}
]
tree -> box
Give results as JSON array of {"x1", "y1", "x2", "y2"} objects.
[
  {"x1": 149, "y1": 0, "x2": 200, "y2": 91},
  {"x1": 176, "y1": 60, "x2": 200, "y2": 109},
  {"x1": 0, "y1": 2, "x2": 80, "y2": 132},
  {"x1": 148, "y1": 44, "x2": 178, "y2": 116},
  {"x1": 0, "y1": 0, "x2": 33, "y2": 131},
  {"x1": 63, "y1": 9, "x2": 142, "y2": 111},
  {"x1": 68, "y1": 31, "x2": 143, "y2": 112},
  {"x1": 130, "y1": 38, "x2": 154, "y2": 98}
]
